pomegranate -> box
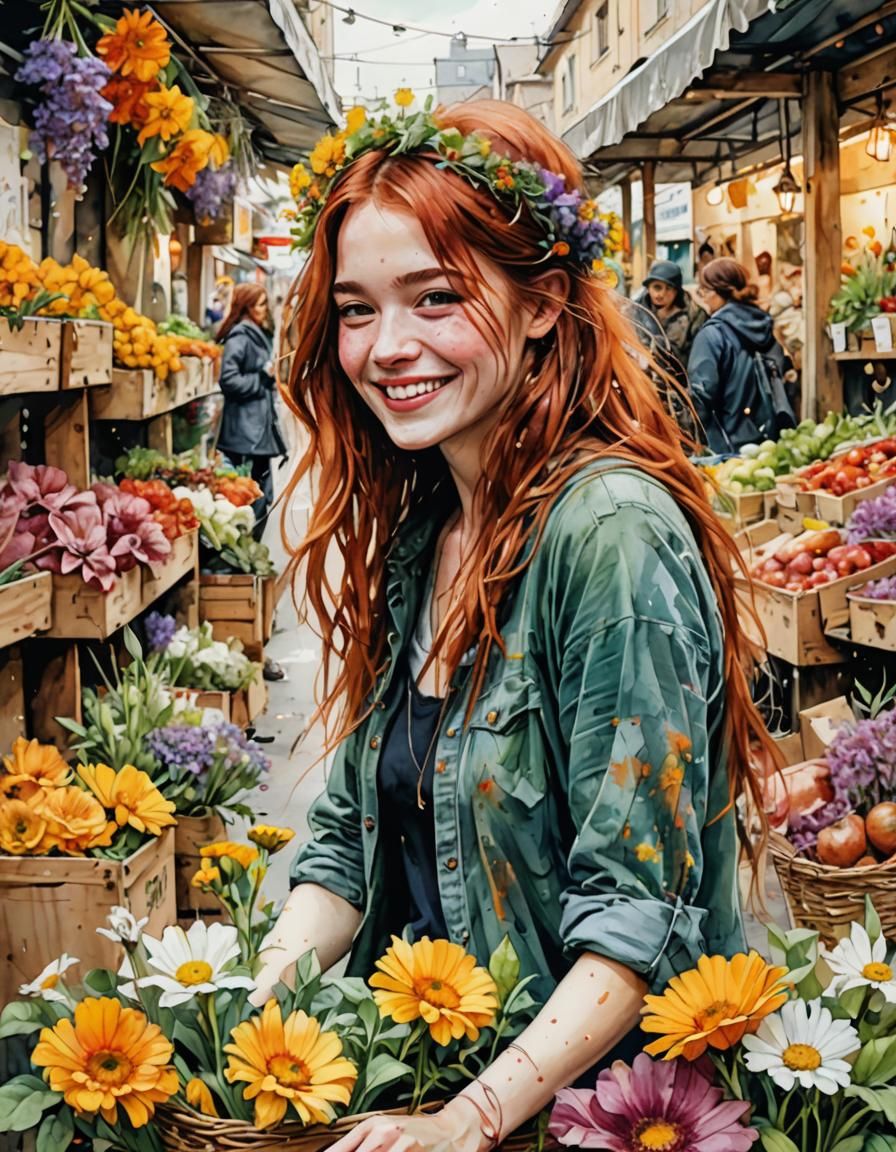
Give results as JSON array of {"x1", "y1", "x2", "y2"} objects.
[
  {"x1": 816, "y1": 813, "x2": 867, "y2": 868},
  {"x1": 866, "y1": 803, "x2": 896, "y2": 857}
]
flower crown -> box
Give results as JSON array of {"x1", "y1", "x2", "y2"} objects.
[{"x1": 287, "y1": 91, "x2": 623, "y2": 273}]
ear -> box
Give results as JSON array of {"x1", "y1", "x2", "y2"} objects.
[{"x1": 525, "y1": 270, "x2": 569, "y2": 340}]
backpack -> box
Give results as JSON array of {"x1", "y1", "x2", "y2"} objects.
[{"x1": 714, "y1": 316, "x2": 797, "y2": 442}]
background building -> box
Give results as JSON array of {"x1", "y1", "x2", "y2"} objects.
[{"x1": 435, "y1": 38, "x2": 496, "y2": 104}]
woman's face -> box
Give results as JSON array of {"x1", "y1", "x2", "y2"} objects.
[
  {"x1": 698, "y1": 281, "x2": 726, "y2": 314},
  {"x1": 647, "y1": 281, "x2": 676, "y2": 311},
  {"x1": 249, "y1": 293, "x2": 269, "y2": 326},
  {"x1": 334, "y1": 202, "x2": 548, "y2": 456}
]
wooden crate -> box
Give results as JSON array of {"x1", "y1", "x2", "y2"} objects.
[
  {"x1": 734, "y1": 520, "x2": 896, "y2": 666},
  {"x1": 90, "y1": 357, "x2": 218, "y2": 422},
  {"x1": 813, "y1": 473, "x2": 896, "y2": 526},
  {"x1": 61, "y1": 319, "x2": 113, "y2": 389},
  {"x1": 0, "y1": 827, "x2": 175, "y2": 1006},
  {"x1": 173, "y1": 667, "x2": 267, "y2": 728},
  {"x1": 199, "y1": 574, "x2": 265, "y2": 658},
  {"x1": 0, "y1": 572, "x2": 52, "y2": 648},
  {"x1": 0, "y1": 648, "x2": 26, "y2": 751},
  {"x1": 45, "y1": 567, "x2": 143, "y2": 640},
  {"x1": 174, "y1": 814, "x2": 226, "y2": 927},
  {"x1": 140, "y1": 530, "x2": 198, "y2": 606},
  {"x1": 0, "y1": 317, "x2": 63, "y2": 395},
  {"x1": 43, "y1": 388, "x2": 90, "y2": 490},
  {"x1": 848, "y1": 592, "x2": 896, "y2": 652}
]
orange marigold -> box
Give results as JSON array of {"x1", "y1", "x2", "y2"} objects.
[
  {"x1": 102, "y1": 76, "x2": 157, "y2": 127},
  {"x1": 150, "y1": 129, "x2": 216, "y2": 192},
  {"x1": 97, "y1": 8, "x2": 171, "y2": 83}
]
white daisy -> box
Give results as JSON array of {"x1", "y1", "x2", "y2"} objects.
[
  {"x1": 119, "y1": 920, "x2": 254, "y2": 1007},
  {"x1": 821, "y1": 922, "x2": 896, "y2": 1003},
  {"x1": 19, "y1": 953, "x2": 79, "y2": 1002},
  {"x1": 742, "y1": 998, "x2": 859, "y2": 1094},
  {"x1": 96, "y1": 905, "x2": 148, "y2": 945}
]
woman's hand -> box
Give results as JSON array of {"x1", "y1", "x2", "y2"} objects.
[{"x1": 326, "y1": 1105, "x2": 489, "y2": 1152}]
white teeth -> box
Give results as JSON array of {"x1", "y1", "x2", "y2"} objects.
[{"x1": 384, "y1": 376, "x2": 453, "y2": 400}]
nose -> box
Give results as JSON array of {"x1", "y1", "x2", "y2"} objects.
[{"x1": 371, "y1": 307, "x2": 421, "y2": 368}]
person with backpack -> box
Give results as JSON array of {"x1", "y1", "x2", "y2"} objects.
[{"x1": 688, "y1": 257, "x2": 795, "y2": 453}]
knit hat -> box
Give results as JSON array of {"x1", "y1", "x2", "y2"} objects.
[{"x1": 644, "y1": 260, "x2": 683, "y2": 291}]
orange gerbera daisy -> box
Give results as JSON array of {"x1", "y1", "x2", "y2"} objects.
[
  {"x1": 97, "y1": 8, "x2": 171, "y2": 83},
  {"x1": 136, "y1": 84, "x2": 194, "y2": 145},
  {"x1": 37, "y1": 786, "x2": 116, "y2": 855},
  {"x1": 32, "y1": 996, "x2": 178, "y2": 1127},
  {"x1": 370, "y1": 936, "x2": 499, "y2": 1046},
  {"x1": 2, "y1": 737, "x2": 70, "y2": 801},
  {"x1": 641, "y1": 951, "x2": 790, "y2": 1061},
  {"x1": 224, "y1": 1000, "x2": 357, "y2": 1129},
  {"x1": 102, "y1": 75, "x2": 157, "y2": 127},
  {"x1": 0, "y1": 798, "x2": 48, "y2": 855},
  {"x1": 77, "y1": 763, "x2": 176, "y2": 837},
  {"x1": 150, "y1": 129, "x2": 216, "y2": 192}
]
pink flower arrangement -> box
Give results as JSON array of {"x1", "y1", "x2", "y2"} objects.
[
  {"x1": 0, "y1": 463, "x2": 172, "y2": 590},
  {"x1": 549, "y1": 1052, "x2": 756, "y2": 1152}
]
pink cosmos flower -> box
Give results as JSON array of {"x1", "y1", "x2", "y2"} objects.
[
  {"x1": 96, "y1": 487, "x2": 154, "y2": 540},
  {"x1": 6, "y1": 461, "x2": 87, "y2": 512},
  {"x1": 109, "y1": 520, "x2": 171, "y2": 574},
  {"x1": 48, "y1": 505, "x2": 117, "y2": 591},
  {"x1": 549, "y1": 1053, "x2": 757, "y2": 1152}
]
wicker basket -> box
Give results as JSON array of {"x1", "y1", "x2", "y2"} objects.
[
  {"x1": 768, "y1": 830, "x2": 896, "y2": 945},
  {"x1": 156, "y1": 1102, "x2": 558, "y2": 1152}
]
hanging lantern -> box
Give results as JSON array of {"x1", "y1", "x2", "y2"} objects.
[{"x1": 773, "y1": 166, "x2": 800, "y2": 215}]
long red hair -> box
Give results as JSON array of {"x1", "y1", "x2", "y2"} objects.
[
  {"x1": 280, "y1": 99, "x2": 772, "y2": 845},
  {"x1": 218, "y1": 283, "x2": 269, "y2": 342}
]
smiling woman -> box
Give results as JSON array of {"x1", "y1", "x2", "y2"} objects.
[{"x1": 256, "y1": 95, "x2": 777, "y2": 1152}]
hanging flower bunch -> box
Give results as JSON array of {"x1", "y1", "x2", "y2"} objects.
[
  {"x1": 0, "y1": 463, "x2": 174, "y2": 592},
  {"x1": 0, "y1": 736, "x2": 175, "y2": 860}
]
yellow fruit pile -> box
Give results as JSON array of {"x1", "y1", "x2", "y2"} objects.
[
  {"x1": 0, "y1": 242, "x2": 183, "y2": 379},
  {"x1": 0, "y1": 242, "x2": 39, "y2": 308}
]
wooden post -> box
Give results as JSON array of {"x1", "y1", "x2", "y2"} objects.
[
  {"x1": 621, "y1": 176, "x2": 634, "y2": 293},
  {"x1": 44, "y1": 389, "x2": 90, "y2": 490},
  {"x1": 642, "y1": 161, "x2": 657, "y2": 267},
  {"x1": 803, "y1": 70, "x2": 843, "y2": 419}
]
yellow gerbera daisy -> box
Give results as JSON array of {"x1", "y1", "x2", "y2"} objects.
[
  {"x1": 641, "y1": 951, "x2": 790, "y2": 1061},
  {"x1": 345, "y1": 105, "x2": 367, "y2": 134},
  {"x1": 394, "y1": 87, "x2": 414, "y2": 108},
  {"x1": 185, "y1": 1077, "x2": 219, "y2": 1117},
  {"x1": 0, "y1": 798, "x2": 48, "y2": 855},
  {"x1": 224, "y1": 999, "x2": 357, "y2": 1129},
  {"x1": 370, "y1": 936, "x2": 499, "y2": 1046},
  {"x1": 247, "y1": 825, "x2": 295, "y2": 853},
  {"x1": 2, "y1": 737, "x2": 71, "y2": 801},
  {"x1": 37, "y1": 786, "x2": 115, "y2": 855},
  {"x1": 136, "y1": 84, "x2": 194, "y2": 146},
  {"x1": 96, "y1": 8, "x2": 171, "y2": 83},
  {"x1": 208, "y1": 133, "x2": 230, "y2": 169},
  {"x1": 200, "y1": 841, "x2": 259, "y2": 869},
  {"x1": 77, "y1": 763, "x2": 176, "y2": 837},
  {"x1": 31, "y1": 996, "x2": 178, "y2": 1127},
  {"x1": 191, "y1": 860, "x2": 221, "y2": 889}
]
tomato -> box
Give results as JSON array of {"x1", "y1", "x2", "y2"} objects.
[
  {"x1": 787, "y1": 552, "x2": 814, "y2": 576},
  {"x1": 846, "y1": 448, "x2": 866, "y2": 467},
  {"x1": 762, "y1": 571, "x2": 788, "y2": 588}
]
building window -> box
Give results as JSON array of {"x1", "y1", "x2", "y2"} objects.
[
  {"x1": 457, "y1": 63, "x2": 466, "y2": 79},
  {"x1": 653, "y1": 0, "x2": 668, "y2": 25},
  {"x1": 593, "y1": 2, "x2": 610, "y2": 62},
  {"x1": 561, "y1": 54, "x2": 577, "y2": 113}
]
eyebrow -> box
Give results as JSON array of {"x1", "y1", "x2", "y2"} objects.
[{"x1": 332, "y1": 267, "x2": 448, "y2": 295}]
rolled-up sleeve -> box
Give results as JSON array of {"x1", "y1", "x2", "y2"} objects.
[
  {"x1": 290, "y1": 735, "x2": 367, "y2": 910},
  {"x1": 542, "y1": 484, "x2": 725, "y2": 990}
]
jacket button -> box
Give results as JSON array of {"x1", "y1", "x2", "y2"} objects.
[
  {"x1": 446, "y1": 728, "x2": 457, "y2": 738},
  {"x1": 461, "y1": 929, "x2": 470, "y2": 943},
  {"x1": 363, "y1": 816, "x2": 375, "y2": 832},
  {"x1": 486, "y1": 710, "x2": 498, "y2": 724},
  {"x1": 435, "y1": 760, "x2": 446, "y2": 774},
  {"x1": 369, "y1": 736, "x2": 380, "y2": 749},
  {"x1": 445, "y1": 857, "x2": 458, "y2": 871}
]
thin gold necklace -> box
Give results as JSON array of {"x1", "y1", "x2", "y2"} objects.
[{"x1": 406, "y1": 682, "x2": 451, "y2": 810}]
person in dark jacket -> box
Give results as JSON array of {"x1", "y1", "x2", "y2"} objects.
[
  {"x1": 688, "y1": 257, "x2": 790, "y2": 453},
  {"x1": 634, "y1": 260, "x2": 707, "y2": 381},
  {"x1": 217, "y1": 284, "x2": 287, "y2": 536}
]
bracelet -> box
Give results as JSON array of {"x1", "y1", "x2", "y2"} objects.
[{"x1": 451, "y1": 1083, "x2": 504, "y2": 1151}]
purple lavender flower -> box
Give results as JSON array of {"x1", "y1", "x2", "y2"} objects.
[
  {"x1": 145, "y1": 611, "x2": 177, "y2": 651},
  {"x1": 147, "y1": 724, "x2": 215, "y2": 777},
  {"x1": 847, "y1": 486, "x2": 896, "y2": 543},
  {"x1": 854, "y1": 574, "x2": 896, "y2": 600},
  {"x1": 16, "y1": 40, "x2": 111, "y2": 190},
  {"x1": 212, "y1": 721, "x2": 271, "y2": 778},
  {"x1": 186, "y1": 161, "x2": 238, "y2": 223}
]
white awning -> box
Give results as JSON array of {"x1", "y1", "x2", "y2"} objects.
[{"x1": 562, "y1": 0, "x2": 772, "y2": 159}]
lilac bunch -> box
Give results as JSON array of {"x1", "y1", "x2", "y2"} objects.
[
  {"x1": 147, "y1": 723, "x2": 215, "y2": 778},
  {"x1": 145, "y1": 611, "x2": 177, "y2": 652},
  {"x1": 847, "y1": 485, "x2": 896, "y2": 543},
  {"x1": 16, "y1": 40, "x2": 112, "y2": 190},
  {"x1": 146, "y1": 719, "x2": 269, "y2": 818},
  {"x1": 854, "y1": 575, "x2": 896, "y2": 601},
  {"x1": 535, "y1": 167, "x2": 610, "y2": 265},
  {"x1": 213, "y1": 721, "x2": 271, "y2": 779},
  {"x1": 186, "y1": 161, "x2": 238, "y2": 223}
]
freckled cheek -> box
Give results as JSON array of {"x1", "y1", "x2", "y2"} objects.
[{"x1": 337, "y1": 326, "x2": 372, "y2": 384}]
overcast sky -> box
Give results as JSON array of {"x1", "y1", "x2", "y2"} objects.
[{"x1": 331, "y1": 0, "x2": 557, "y2": 105}]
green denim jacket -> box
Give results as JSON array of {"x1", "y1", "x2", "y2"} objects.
[{"x1": 290, "y1": 462, "x2": 746, "y2": 1000}]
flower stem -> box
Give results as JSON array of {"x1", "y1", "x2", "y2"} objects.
[{"x1": 409, "y1": 1028, "x2": 431, "y2": 1113}]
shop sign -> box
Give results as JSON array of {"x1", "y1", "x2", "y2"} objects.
[{"x1": 656, "y1": 183, "x2": 693, "y2": 242}]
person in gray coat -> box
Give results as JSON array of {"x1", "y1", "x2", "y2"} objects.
[{"x1": 217, "y1": 284, "x2": 287, "y2": 537}]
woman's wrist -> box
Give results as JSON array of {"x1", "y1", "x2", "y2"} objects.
[{"x1": 443, "y1": 1084, "x2": 504, "y2": 1152}]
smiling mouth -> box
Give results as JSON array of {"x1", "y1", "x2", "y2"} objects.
[{"x1": 377, "y1": 375, "x2": 456, "y2": 400}]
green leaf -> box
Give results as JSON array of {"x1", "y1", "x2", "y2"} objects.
[
  {"x1": 82, "y1": 968, "x2": 118, "y2": 997},
  {"x1": 866, "y1": 897, "x2": 883, "y2": 946},
  {"x1": 121, "y1": 625, "x2": 145, "y2": 665},
  {"x1": 846, "y1": 1083, "x2": 896, "y2": 1123},
  {"x1": 36, "y1": 1108, "x2": 73, "y2": 1152},
  {"x1": 832, "y1": 1138, "x2": 867, "y2": 1152},
  {"x1": 360, "y1": 1053, "x2": 414, "y2": 1102},
  {"x1": 0, "y1": 1000, "x2": 43, "y2": 1039},
  {"x1": 488, "y1": 936, "x2": 521, "y2": 1005},
  {"x1": 759, "y1": 1128, "x2": 801, "y2": 1152},
  {"x1": 853, "y1": 1036, "x2": 896, "y2": 1085},
  {"x1": 840, "y1": 985, "x2": 869, "y2": 1019},
  {"x1": 0, "y1": 1077, "x2": 59, "y2": 1132},
  {"x1": 865, "y1": 1135, "x2": 896, "y2": 1152}
]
